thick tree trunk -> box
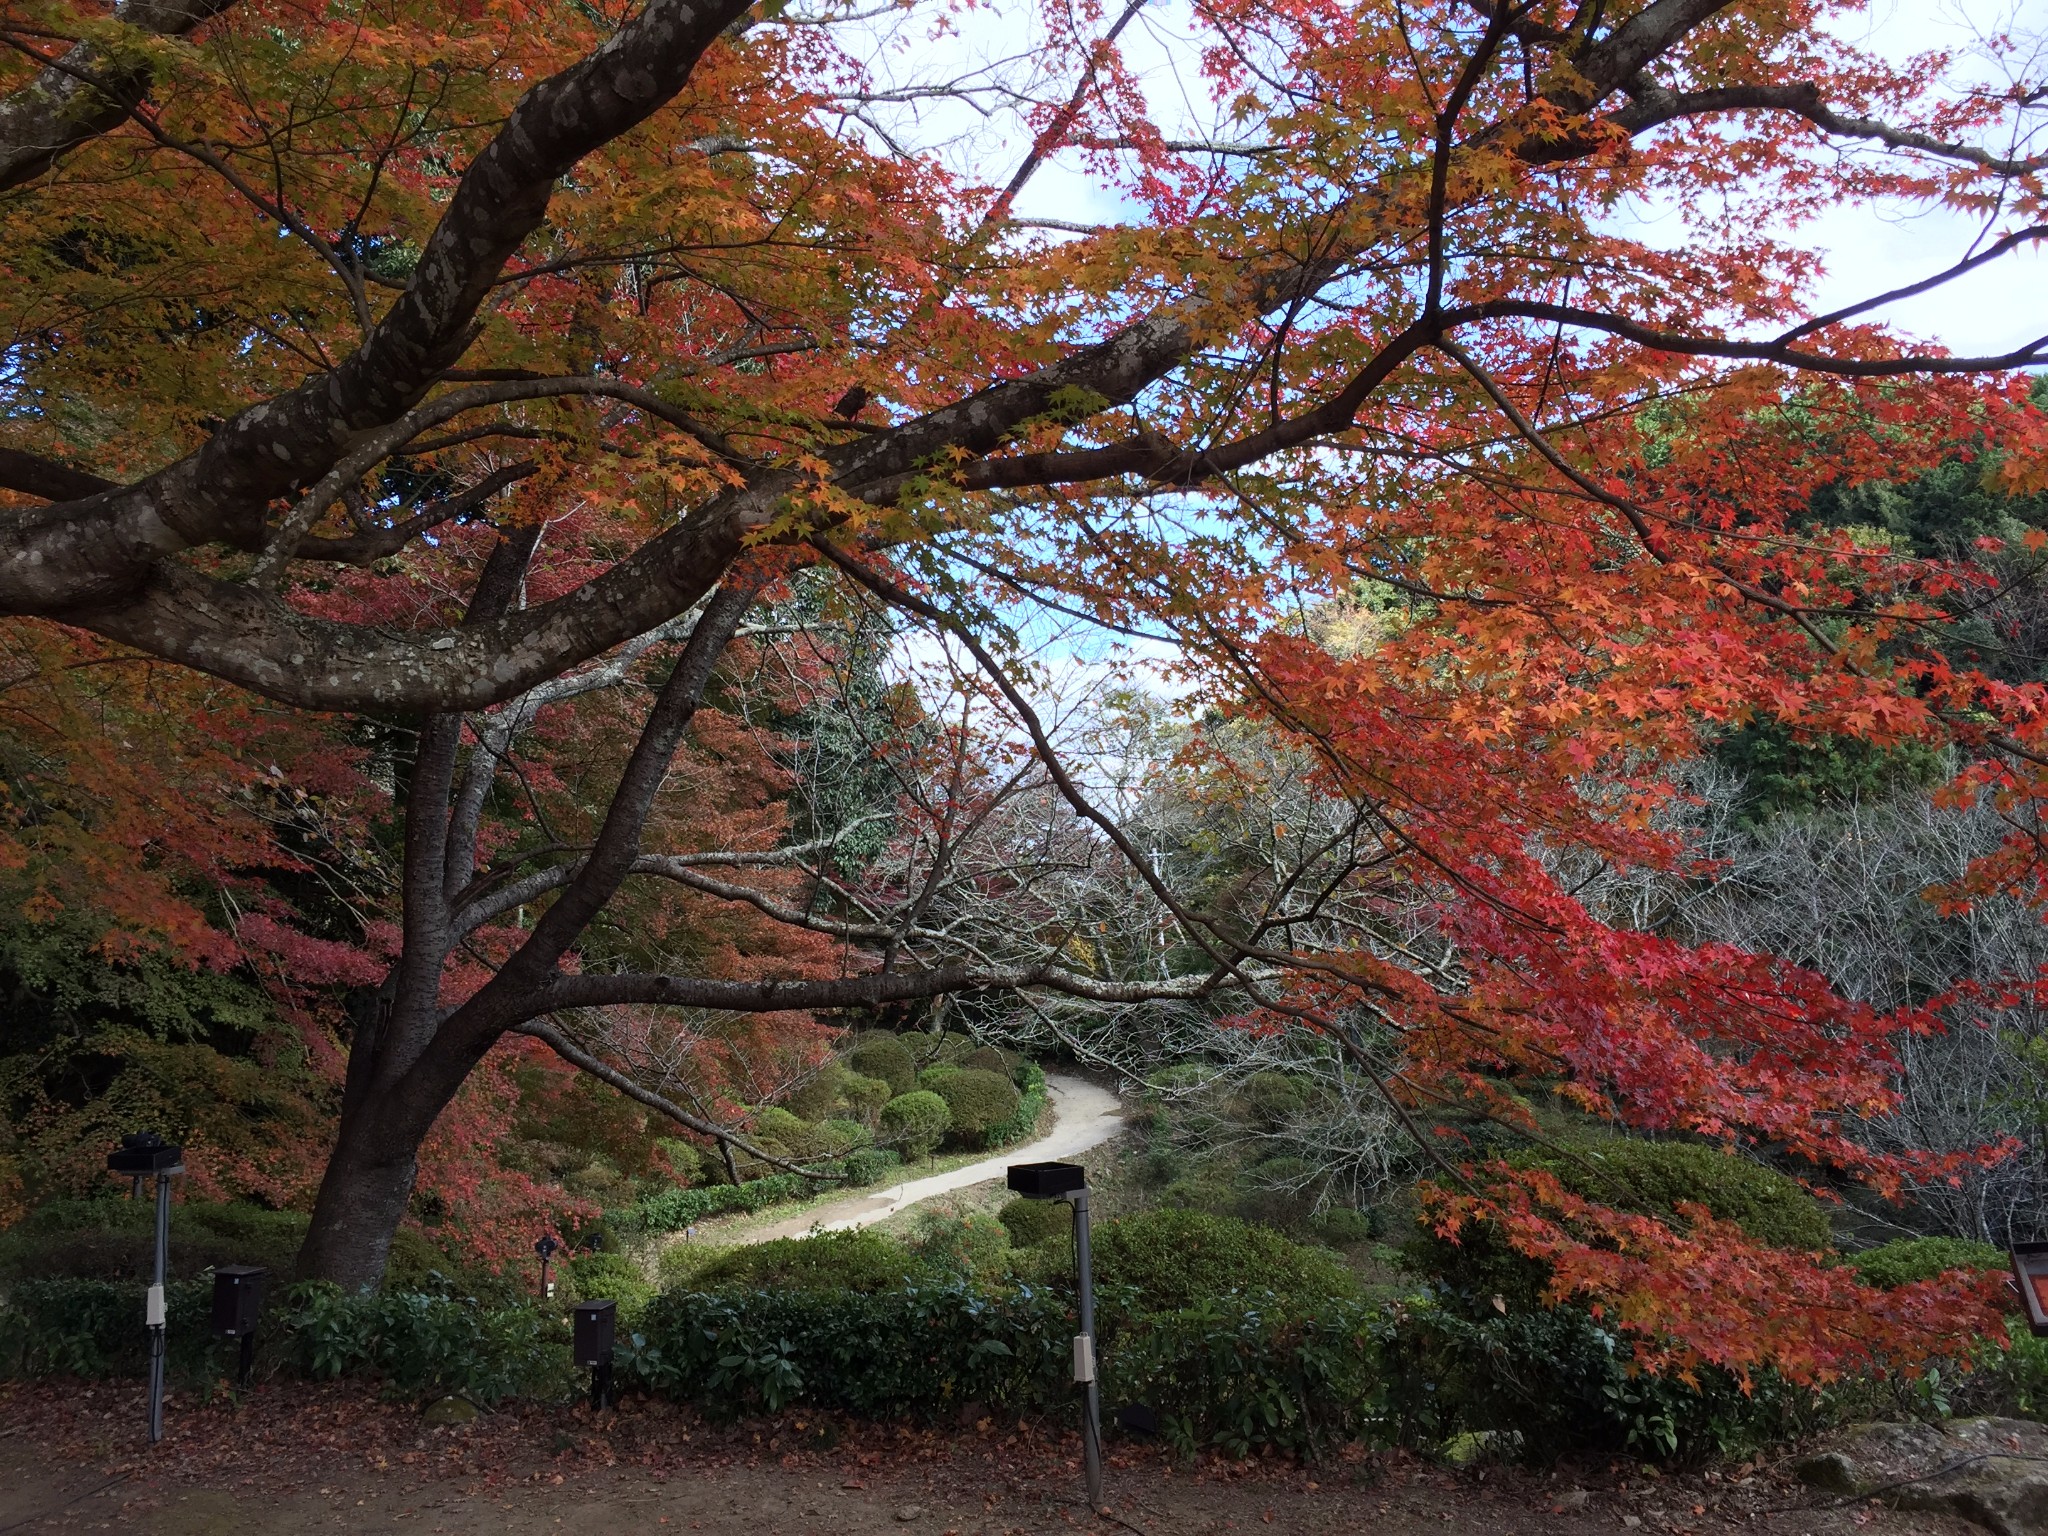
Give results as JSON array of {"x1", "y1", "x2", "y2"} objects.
[{"x1": 295, "y1": 1105, "x2": 427, "y2": 1290}]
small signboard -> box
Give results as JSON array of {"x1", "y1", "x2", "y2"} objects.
[{"x1": 2011, "y1": 1243, "x2": 2048, "y2": 1337}]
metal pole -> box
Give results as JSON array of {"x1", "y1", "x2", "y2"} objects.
[
  {"x1": 1071, "y1": 1188, "x2": 1102, "y2": 1510},
  {"x1": 147, "y1": 1169, "x2": 171, "y2": 1444},
  {"x1": 237, "y1": 1333, "x2": 256, "y2": 1389}
]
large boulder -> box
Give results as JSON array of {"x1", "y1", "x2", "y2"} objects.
[{"x1": 1794, "y1": 1417, "x2": 2048, "y2": 1536}]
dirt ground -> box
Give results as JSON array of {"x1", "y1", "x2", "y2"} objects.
[{"x1": 0, "y1": 1381, "x2": 1983, "y2": 1536}]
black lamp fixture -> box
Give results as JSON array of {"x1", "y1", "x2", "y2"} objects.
[
  {"x1": 210, "y1": 1266, "x2": 268, "y2": 1387},
  {"x1": 535, "y1": 1233, "x2": 560, "y2": 1300},
  {"x1": 1007, "y1": 1160, "x2": 1102, "y2": 1509},
  {"x1": 573, "y1": 1299, "x2": 617, "y2": 1411},
  {"x1": 107, "y1": 1132, "x2": 183, "y2": 1446}
]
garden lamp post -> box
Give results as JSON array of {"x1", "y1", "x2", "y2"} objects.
[
  {"x1": 535, "y1": 1233, "x2": 560, "y2": 1300},
  {"x1": 107, "y1": 1132, "x2": 183, "y2": 1445},
  {"x1": 1007, "y1": 1160, "x2": 1101, "y2": 1509},
  {"x1": 2011, "y1": 1243, "x2": 2048, "y2": 1336}
]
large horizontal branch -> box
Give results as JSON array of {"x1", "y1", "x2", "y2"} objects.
[
  {"x1": 0, "y1": 447, "x2": 113, "y2": 503},
  {"x1": 0, "y1": 0, "x2": 238, "y2": 192},
  {"x1": 70, "y1": 468, "x2": 794, "y2": 711},
  {"x1": 532, "y1": 961, "x2": 1229, "y2": 1016},
  {"x1": 13, "y1": 0, "x2": 2039, "y2": 713},
  {"x1": 1613, "y1": 81, "x2": 2048, "y2": 177},
  {"x1": 0, "y1": 0, "x2": 756, "y2": 613},
  {"x1": 514, "y1": 1017, "x2": 841, "y2": 1179}
]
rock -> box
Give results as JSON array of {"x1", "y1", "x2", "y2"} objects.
[
  {"x1": 1554, "y1": 1488, "x2": 1590, "y2": 1511},
  {"x1": 1792, "y1": 1451, "x2": 1861, "y2": 1493},
  {"x1": 1620, "y1": 1518, "x2": 1641, "y2": 1529},
  {"x1": 894, "y1": 1505, "x2": 924, "y2": 1523},
  {"x1": 421, "y1": 1395, "x2": 478, "y2": 1426},
  {"x1": 1794, "y1": 1417, "x2": 2048, "y2": 1536}
]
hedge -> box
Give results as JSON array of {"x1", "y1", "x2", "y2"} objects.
[
  {"x1": 611, "y1": 1173, "x2": 815, "y2": 1238},
  {"x1": 0, "y1": 1277, "x2": 573, "y2": 1403}
]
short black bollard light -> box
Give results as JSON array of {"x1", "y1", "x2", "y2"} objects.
[
  {"x1": 211, "y1": 1266, "x2": 267, "y2": 1387},
  {"x1": 573, "y1": 1299, "x2": 617, "y2": 1411},
  {"x1": 536, "y1": 1233, "x2": 560, "y2": 1300},
  {"x1": 2011, "y1": 1244, "x2": 2048, "y2": 1336},
  {"x1": 107, "y1": 1132, "x2": 184, "y2": 1446},
  {"x1": 1007, "y1": 1160, "x2": 1100, "y2": 1510}
]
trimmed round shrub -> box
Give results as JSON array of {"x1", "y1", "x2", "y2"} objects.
[
  {"x1": 848, "y1": 1036, "x2": 916, "y2": 1096},
  {"x1": 879, "y1": 1090, "x2": 951, "y2": 1158},
  {"x1": 656, "y1": 1138, "x2": 710, "y2": 1186},
  {"x1": 1243, "y1": 1070, "x2": 1308, "y2": 1128},
  {"x1": 1845, "y1": 1236, "x2": 2006, "y2": 1289},
  {"x1": 815, "y1": 1118, "x2": 874, "y2": 1156},
  {"x1": 568, "y1": 1250, "x2": 652, "y2": 1307},
  {"x1": 1092, "y1": 1208, "x2": 1359, "y2": 1312},
  {"x1": 688, "y1": 1229, "x2": 918, "y2": 1294},
  {"x1": 916, "y1": 1063, "x2": 960, "y2": 1093},
  {"x1": 841, "y1": 1148, "x2": 901, "y2": 1187},
  {"x1": 930, "y1": 1068, "x2": 1021, "y2": 1149},
  {"x1": 998, "y1": 1196, "x2": 1070, "y2": 1248},
  {"x1": 784, "y1": 1066, "x2": 848, "y2": 1121},
  {"x1": 1537, "y1": 1139, "x2": 1831, "y2": 1251},
  {"x1": 961, "y1": 1045, "x2": 1012, "y2": 1080},
  {"x1": 753, "y1": 1106, "x2": 810, "y2": 1145},
  {"x1": 839, "y1": 1072, "x2": 892, "y2": 1125}
]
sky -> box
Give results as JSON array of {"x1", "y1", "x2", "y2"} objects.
[{"x1": 849, "y1": 0, "x2": 2048, "y2": 358}]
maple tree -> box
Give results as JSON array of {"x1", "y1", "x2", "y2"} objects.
[{"x1": 3, "y1": 0, "x2": 2048, "y2": 1381}]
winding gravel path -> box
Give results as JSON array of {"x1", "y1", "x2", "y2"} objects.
[{"x1": 743, "y1": 1074, "x2": 1124, "y2": 1243}]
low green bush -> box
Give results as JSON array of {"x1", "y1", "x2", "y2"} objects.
[
  {"x1": 567, "y1": 1250, "x2": 652, "y2": 1308},
  {"x1": 841, "y1": 1148, "x2": 901, "y2": 1186},
  {"x1": 929, "y1": 1068, "x2": 1021, "y2": 1149},
  {"x1": 0, "y1": 1274, "x2": 573, "y2": 1403},
  {"x1": 0, "y1": 1276, "x2": 224, "y2": 1380},
  {"x1": 685, "y1": 1229, "x2": 922, "y2": 1295},
  {"x1": 916, "y1": 1064, "x2": 960, "y2": 1092},
  {"x1": 625, "y1": 1277, "x2": 1383, "y2": 1454},
  {"x1": 1313, "y1": 1208, "x2": 1378, "y2": 1247},
  {"x1": 1843, "y1": 1236, "x2": 2006, "y2": 1290},
  {"x1": 909, "y1": 1210, "x2": 1010, "y2": 1285},
  {"x1": 1377, "y1": 1295, "x2": 1814, "y2": 1464},
  {"x1": 1092, "y1": 1209, "x2": 1359, "y2": 1313},
  {"x1": 847, "y1": 1036, "x2": 916, "y2": 1096},
  {"x1": 291, "y1": 1283, "x2": 573, "y2": 1403},
  {"x1": 612, "y1": 1172, "x2": 814, "y2": 1238},
  {"x1": 879, "y1": 1091, "x2": 950, "y2": 1158},
  {"x1": 626, "y1": 1280, "x2": 1069, "y2": 1418},
  {"x1": 1107, "y1": 1297, "x2": 1382, "y2": 1456},
  {"x1": 998, "y1": 1196, "x2": 1069, "y2": 1248},
  {"x1": 0, "y1": 1198, "x2": 309, "y2": 1282},
  {"x1": 0, "y1": 1197, "x2": 474, "y2": 1295}
]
